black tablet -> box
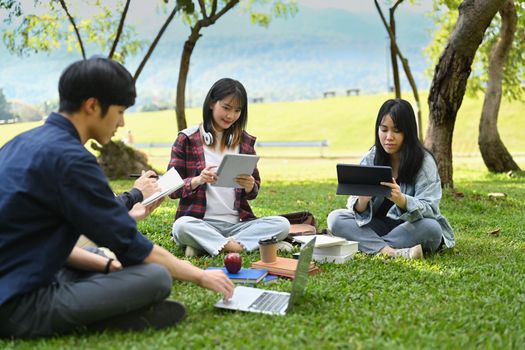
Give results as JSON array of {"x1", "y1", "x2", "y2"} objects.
[{"x1": 336, "y1": 164, "x2": 392, "y2": 197}]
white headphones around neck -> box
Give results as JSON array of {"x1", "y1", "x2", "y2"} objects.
[{"x1": 200, "y1": 123, "x2": 233, "y2": 147}]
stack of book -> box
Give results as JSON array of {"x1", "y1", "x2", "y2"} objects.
[
  {"x1": 293, "y1": 235, "x2": 358, "y2": 264},
  {"x1": 251, "y1": 257, "x2": 319, "y2": 279},
  {"x1": 206, "y1": 267, "x2": 277, "y2": 284}
]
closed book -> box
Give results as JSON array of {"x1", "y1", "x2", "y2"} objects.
[
  {"x1": 251, "y1": 257, "x2": 318, "y2": 279},
  {"x1": 313, "y1": 252, "x2": 354, "y2": 264},
  {"x1": 261, "y1": 274, "x2": 279, "y2": 283},
  {"x1": 265, "y1": 266, "x2": 320, "y2": 279},
  {"x1": 206, "y1": 267, "x2": 268, "y2": 284},
  {"x1": 313, "y1": 241, "x2": 358, "y2": 256},
  {"x1": 293, "y1": 234, "x2": 347, "y2": 248}
]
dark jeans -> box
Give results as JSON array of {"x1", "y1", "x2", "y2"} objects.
[{"x1": 0, "y1": 263, "x2": 172, "y2": 338}]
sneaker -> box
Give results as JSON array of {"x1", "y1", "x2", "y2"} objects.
[
  {"x1": 276, "y1": 241, "x2": 293, "y2": 252},
  {"x1": 394, "y1": 244, "x2": 424, "y2": 260},
  {"x1": 185, "y1": 246, "x2": 203, "y2": 258},
  {"x1": 87, "y1": 300, "x2": 186, "y2": 332}
]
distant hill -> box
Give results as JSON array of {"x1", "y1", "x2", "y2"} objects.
[{"x1": 0, "y1": 4, "x2": 435, "y2": 110}]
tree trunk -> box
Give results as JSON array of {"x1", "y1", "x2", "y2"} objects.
[
  {"x1": 478, "y1": 0, "x2": 520, "y2": 172},
  {"x1": 425, "y1": 0, "x2": 506, "y2": 189},
  {"x1": 389, "y1": 9, "x2": 401, "y2": 98},
  {"x1": 175, "y1": 25, "x2": 202, "y2": 131},
  {"x1": 173, "y1": 0, "x2": 239, "y2": 131},
  {"x1": 398, "y1": 55, "x2": 423, "y2": 141}
]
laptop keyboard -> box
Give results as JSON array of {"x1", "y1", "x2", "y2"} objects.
[{"x1": 248, "y1": 292, "x2": 289, "y2": 313}]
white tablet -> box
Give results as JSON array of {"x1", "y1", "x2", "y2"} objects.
[{"x1": 212, "y1": 154, "x2": 260, "y2": 188}]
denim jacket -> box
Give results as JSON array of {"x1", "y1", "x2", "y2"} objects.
[{"x1": 347, "y1": 147, "x2": 455, "y2": 248}]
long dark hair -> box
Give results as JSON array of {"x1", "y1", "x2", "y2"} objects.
[
  {"x1": 373, "y1": 99, "x2": 427, "y2": 184},
  {"x1": 202, "y1": 78, "x2": 248, "y2": 149}
]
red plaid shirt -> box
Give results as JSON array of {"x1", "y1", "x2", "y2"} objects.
[{"x1": 168, "y1": 126, "x2": 260, "y2": 221}]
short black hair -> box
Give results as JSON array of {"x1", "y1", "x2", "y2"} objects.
[
  {"x1": 373, "y1": 98, "x2": 429, "y2": 183},
  {"x1": 58, "y1": 57, "x2": 136, "y2": 116}
]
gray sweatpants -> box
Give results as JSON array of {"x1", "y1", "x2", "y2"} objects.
[
  {"x1": 0, "y1": 261, "x2": 172, "y2": 338},
  {"x1": 172, "y1": 216, "x2": 290, "y2": 256},
  {"x1": 327, "y1": 209, "x2": 443, "y2": 254}
]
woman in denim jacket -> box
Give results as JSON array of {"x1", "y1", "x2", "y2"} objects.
[{"x1": 327, "y1": 99, "x2": 454, "y2": 259}]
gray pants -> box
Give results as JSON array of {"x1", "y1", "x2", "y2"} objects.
[
  {"x1": 0, "y1": 261, "x2": 172, "y2": 338},
  {"x1": 172, "y1": 216, "x2": 290, "y2": 256},
  {"x1": 327, "y1": 209, "x2": 443, "y2": 254}
]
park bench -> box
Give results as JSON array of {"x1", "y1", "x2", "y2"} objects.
[
  {"x1": 252, "y1": 97, "x2": 264, "y2": 103},
  {"x1": 255, "y1": 140, "x2": 329, "y2": 157},
  {"x1": 323, "y1": 91, "x2": 336, "y2": 98},
  {"x1": 346, "y1": 88, "x2": 360, "y2": 96}
]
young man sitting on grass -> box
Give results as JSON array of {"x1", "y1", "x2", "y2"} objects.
[{"x1": 0, "y1": 57, "x2": 234, "y2": 338}]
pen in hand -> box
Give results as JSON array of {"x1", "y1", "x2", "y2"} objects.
[{"x1": 129, "y1": 173, "x2": 159, "y2": 179}]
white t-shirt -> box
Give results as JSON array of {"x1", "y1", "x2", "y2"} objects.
[{"x1": 203, "y1": 133, "x2": 240, "y2": 224}]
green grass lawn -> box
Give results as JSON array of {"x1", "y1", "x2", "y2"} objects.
[{"x1": 1, "y1": 164, "x2": 524, "y2": 349}]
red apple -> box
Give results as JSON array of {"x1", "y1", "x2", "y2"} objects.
[{"x1": 224, "y1": 253, "x2": 242, "y2": 274}]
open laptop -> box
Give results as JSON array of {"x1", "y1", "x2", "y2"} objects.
[
  {"x1": 214, "y1": 237, "x2": 316, "y2": 316},
  {"x1": 336, "y1": 164, "x2": 392, "y2": 197}
]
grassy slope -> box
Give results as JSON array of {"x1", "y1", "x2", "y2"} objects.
[{"x1": 2, "y1": 93, "x2": 524, "y2": 167}]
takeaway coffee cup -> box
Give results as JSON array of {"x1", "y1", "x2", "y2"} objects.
[{"x1": 259, "y1": 236, "x2": 278, "y2": 263}]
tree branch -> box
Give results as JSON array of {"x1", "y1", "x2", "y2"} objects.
[
  {"x1": 391, "y1": 0, "x2": 404, "y2": 13},
  {"x1": 198, "y1": 0, "x2": 207, "y2": 17},
  {"x1": 210, "y1": 0, "x2": 238, "y2": 22},
  {"x1": 109, "y1": 0, "x2": 131, "y2": 59},
  {"x1": 133, "y1": 3, "x2": 180, "y2": 81},
  {"x1": 375, "y1": 0, "x2": 422, "y2": 139},
  {"x1": 374, "y1": 0, "x2": 390, "y2": 37},
  {"x1": 211, "y1": 0, "x2": 218, "y2": 17},
  {"x1": 57, "y1": 0, "x2": 86, "y2": 59}
]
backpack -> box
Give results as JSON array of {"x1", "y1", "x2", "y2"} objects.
[{"x1": 279, "y1": 211, "x2": 318, "y2": 243}]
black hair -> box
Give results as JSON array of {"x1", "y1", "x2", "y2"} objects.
[
  {"x1": 202, "y1": 78, "x2": 248, "y2": 149},
  {"x1": 58, "y1": 57, "x2": 136, "y2": 116},
  {"x1": 373, "y1": 98, "x2": 428, "y2": 184}
]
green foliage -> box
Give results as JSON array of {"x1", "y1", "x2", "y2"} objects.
[
  {"x1": 426, "y1": 0, "x2": 525, "y2": 101},
  {"x1": 0, "y1": 88, "x2": 13, "y2": 121},
  {"x1": 0, "y1": 0, "x2": 22, "y2": 22},
  {"x1": 244, "y1": 0, "x2": 298, "y2": 27},
  {"x1": 1, "y1": 0, "x2": 146, "y2": 62},
  {"x1": 180, "y1": 0, "x2": 297, "y2": 28},
  {"x1": 2, "y1": 171, "x2": 524, "y2": 348}
]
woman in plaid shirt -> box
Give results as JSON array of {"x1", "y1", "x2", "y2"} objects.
[{"x1": 168, "y1": 78, "x2": 290, "y2": 257}]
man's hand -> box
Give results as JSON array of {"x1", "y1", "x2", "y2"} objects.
[
  {"x1": 197, "y1": 269, "x2": 235, "y2": 300},
  {"x1": 134, "y1": 170, "x2": 160, "y2": 198},
  {"x1": 128, "y1": 197, "x2": 164, "y2": 221},
  {"x1": 144, "y1": 245, "x2": 235, "y2": 300}
]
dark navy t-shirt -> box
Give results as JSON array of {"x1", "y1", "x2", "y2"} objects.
[{"x1": 0, "y1": 113, "x2": 153, "y2": 306}]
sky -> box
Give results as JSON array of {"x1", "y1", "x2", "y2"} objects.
[
  {"x1": 299, "y1": 0, "x2": 434, "y2": 13},
  {"x1": 0, "y1": 0, "x2": 439, "y2": 106}
]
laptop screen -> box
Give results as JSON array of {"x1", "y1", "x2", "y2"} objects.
[{"x1": 287, "y1": 236, "x2": 316, "y2": 310}]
